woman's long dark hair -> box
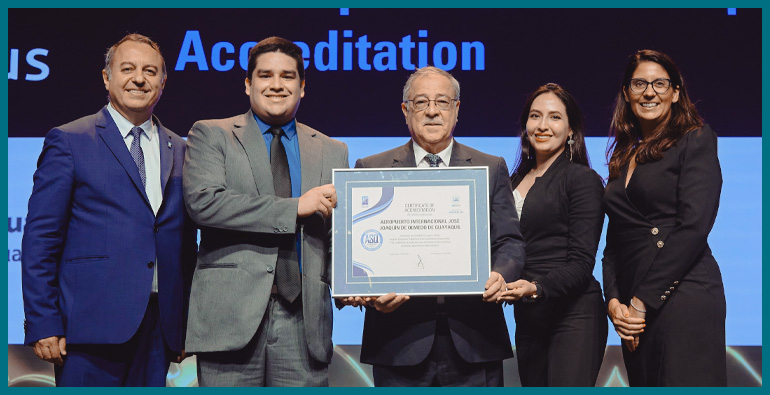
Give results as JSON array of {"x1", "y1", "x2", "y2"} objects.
[
  {"x1": 512, "y1": 83, "x2": 589, "y2": 181},
  {"x1": 606, "y1": 49, "x2": 704, "y2": 180}
]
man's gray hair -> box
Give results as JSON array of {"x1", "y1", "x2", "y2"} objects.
[
  {"x1": 103, "y1": 33, "x2": 167, "y2": 81},
  {"x1": 402, "y1": 66, "x2": 460, "y2": 105}
]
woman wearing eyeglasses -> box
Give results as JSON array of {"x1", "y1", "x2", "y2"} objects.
[
  {"x1": 498, "y1": 83, "x2": 607, "y2": 386},
  {"x1": 602, "y1": 50, "x2": 726, "y2": 386}
]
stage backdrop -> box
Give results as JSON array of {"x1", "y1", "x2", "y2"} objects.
[{"x1": 7, "y1": 8, "x2": 762, "y2": 386}]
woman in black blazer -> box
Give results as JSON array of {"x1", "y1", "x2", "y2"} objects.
[
  {"x1": 499, "y1": 83, "x2": 607, "y2": 386},
  {"x1": 602, "y1": 50, "x2": 726, "y2": 386}
]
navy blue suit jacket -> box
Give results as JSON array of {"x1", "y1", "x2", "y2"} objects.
[{"x1": 21, "y1": 105, "x2": 196, "y2": 353}]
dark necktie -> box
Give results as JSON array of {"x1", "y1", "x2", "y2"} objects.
[
  {"x1": 269, "y1": 127, "x2": 301, "y2": 303},
  {"x1": 129, "y1": 126, "x2": 146, "y2": 188},
  {"x1": 425, "y1": 153, "x2": 442, "y2": 167}
]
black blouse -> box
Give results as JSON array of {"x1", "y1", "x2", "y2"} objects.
[{"x1": 511, "y1": 155, "x2": 605, "y2": 300}]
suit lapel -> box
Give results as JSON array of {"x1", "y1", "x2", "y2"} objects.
[
  {"x1": 298, "y1": 123, "x2": 322, "y2": 194},
  {"x1": 96, "y1": 106, "x2": 151, "y2": 208},
  {"x1": 448, "y1": 140, "x2": 473, "y2": 167},
  {"x1": 232, "y1": 110, "x2": 275, "y2": 196},
  {"x1": 156, "y1": 117, "x2": 173, "y2": 197},
  {"x1": 393, "y1": 140, "x2": 418, "y2": 167}
]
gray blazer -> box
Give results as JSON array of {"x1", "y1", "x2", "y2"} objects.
[{"x1": 182, "y1": 110, "x2": 349, "y2": 363}]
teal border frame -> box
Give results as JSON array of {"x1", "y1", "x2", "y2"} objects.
[{"x1": 3, "y1": 4, "x2": 766, "y2": 392}]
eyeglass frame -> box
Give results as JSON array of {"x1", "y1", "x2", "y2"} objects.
[
  {"x1": 404, "y1": 95, "x2": 458, "y2": 111},
  {"x1": 627, "y1": 78, "x2": 674, "y2": 94}
]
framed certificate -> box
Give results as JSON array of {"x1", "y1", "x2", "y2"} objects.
[{"x1": 331, "y1": 167, "x2": 491, "y2": 297}]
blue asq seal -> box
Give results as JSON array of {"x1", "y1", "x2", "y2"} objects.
[{"x1": 361, "y1": 229, "x2": 383, "y2": 251}]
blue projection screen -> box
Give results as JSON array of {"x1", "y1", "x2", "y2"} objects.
[{"x1": 7, "y1": 136, "x2": 762, "y2": 347}]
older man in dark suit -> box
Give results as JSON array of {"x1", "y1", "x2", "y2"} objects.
[{"x1": 341, "y1": 66, "x2": 526, "y2": 386}]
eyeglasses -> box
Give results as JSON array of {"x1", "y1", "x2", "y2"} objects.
[
  {"x1": 628, "y1": 78, "x2": 672, "y2": 94},
  {"x1": 405, "y1": 95, "x2": 457, "y2": 111}
]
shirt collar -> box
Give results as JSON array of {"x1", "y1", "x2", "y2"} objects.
[
  {"x1": 413, "y1": 139, "x2": 454, "y2": 166},
  {"x1": 107, "y1": 102, "x2": 155, "y2": 141},
  {"x1": 254, "y1": 114, "x2": 297, "y2": 141}
]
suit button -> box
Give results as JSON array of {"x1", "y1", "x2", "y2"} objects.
[
  {"x1": 673, "y1": 281, "x2": 679, "y2": 285},
  {"x1": 661, "y1": 295, "x2": 667, "y2": 301},
  {"x1": 651, "y1": 227, "x2": 659, "y2": 235},
  {"x1": 665, "y1": 290, "x2": 671, "y2": 296},
  {"x1": 656, "y1": 240, "x2": 664, "y2": 248},
  {"x1": 267, "y1": 265, "x2": 274, "y2": 273},
  {"x1": 274, "y1": 228, "x2": 279, "y2": 233},
  {"x1": 148, "y1": 261, "x2": 154, "y2": 268},
  {"x1": 154, "y1": 226, "x2": 159, "y2": 233}
]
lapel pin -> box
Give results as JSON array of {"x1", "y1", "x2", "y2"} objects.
[{"x1": 168, "y1": 141, "x2": 173, "y2": 149}]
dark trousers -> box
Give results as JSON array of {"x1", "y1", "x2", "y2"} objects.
[
  {"x1": 54, "y1": 294, "x2": 171, "y2": 387},
  {"x1": 373, "y1": 316, "x2": 503, "y2": 387},
  {"x1": 622, "y1": 268, "x2": 726, "y2": 387},
  {"x1": 514, "y1": 290, "x2": 608, "y2": 387}
]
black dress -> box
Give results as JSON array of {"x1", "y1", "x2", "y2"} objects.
[
  {"x1": 511, "y1": 154, "x2": 608, "y2": 386},
  {"x1": 602, "y1": 126, "x2": 727, "y2": 386}
]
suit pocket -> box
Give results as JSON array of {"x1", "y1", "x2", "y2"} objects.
[
  {"x1": 197, "y1": 263, "x2": 238, "y2": 269},
  {"x1": 65, "y1": 255, "x2": 109, "y2": 264}
]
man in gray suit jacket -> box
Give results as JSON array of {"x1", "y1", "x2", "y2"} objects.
[
  {"x1": 339, "y1": 67, "x2": 525, "y2": 386},
  {"x1": 183, "y1": 37, "x2": 349, "y2": 386}
]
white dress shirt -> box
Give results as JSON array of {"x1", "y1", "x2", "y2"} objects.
[
  {"x1": 106, "y1": 103, "x2": 162, "y2": 293},
  {"x1": 413, "y1": 139, "x2": 453, "y2": 168}
]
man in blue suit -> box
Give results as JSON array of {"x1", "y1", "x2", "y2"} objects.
[{"x1": 21, "y1": 33, "x2": 196, "y2": 387}]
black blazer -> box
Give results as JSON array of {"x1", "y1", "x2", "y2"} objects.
[
  {"x1": 602, "y1": 126, "x2": 722, "y2": 311},
  {"x1": 356, "y1": 140, "x2": 526, "y2": 366},
  {"x1": 511, "y1": 154, "x2": 605, "y2": 300}
]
